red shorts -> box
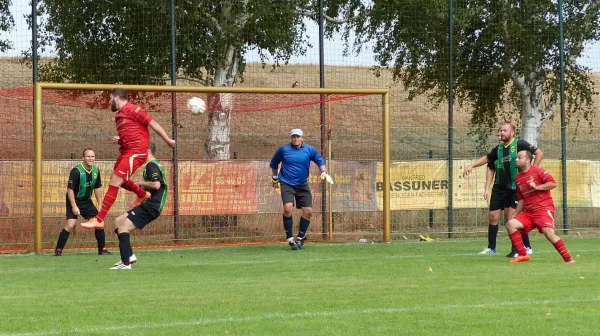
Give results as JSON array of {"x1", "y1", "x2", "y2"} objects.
[
  {"x1": 514, "y1": 208, "x2": 555, "y2": 234},
  {"x1": 113, "y1": 152, "x2": 148, "y2": 180}
]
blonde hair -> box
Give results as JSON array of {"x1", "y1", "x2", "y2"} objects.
[{"x1": 499, "y1": 122, "x2": 516, "y2": 132}]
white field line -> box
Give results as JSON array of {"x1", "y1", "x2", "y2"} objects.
[
  {"x1": 0, "y1": 248, "x2": 597, "y2": 273},
  {"x1": 2, "y1": 296, "x2": 599, "y2": 336}
]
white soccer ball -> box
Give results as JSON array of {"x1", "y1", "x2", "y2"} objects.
[{"x1": 187, "y1": 97, "x2": 206, "y2": 115}]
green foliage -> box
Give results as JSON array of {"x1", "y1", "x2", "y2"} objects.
[
  {"x1": 27, "y1": 0, "x2": 312, "y2": 85},
  {"x1": 326, "y1": 0, "x2": 600, "y2": 132},
  {"x1": 0, "y1": 0, "x2": 14, "y2": 52}
]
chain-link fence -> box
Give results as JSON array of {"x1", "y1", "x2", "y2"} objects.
[{"x1": 0, "y1": 1, "x2": 599, "y2": 251}]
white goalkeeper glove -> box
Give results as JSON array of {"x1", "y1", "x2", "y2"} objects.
[
  {"x1": 320, "y1": 172, "x2": 334, "y2": 184},
  {"x1": 271, "y1": 175, "x2": 280, "y2": 188}
]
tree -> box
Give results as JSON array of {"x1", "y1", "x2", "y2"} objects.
[
  {"x1": 27, "y1": 0, "x2": 315, "y2": 159},
  {"x1": 324, "y1": 0, "x2": 600, "y2": 145},
  {"x1": 0, "y1": 0, "x2": 14, "y2": 52}
]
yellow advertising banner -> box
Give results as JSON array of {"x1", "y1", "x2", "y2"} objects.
[
  {"x1": 543, "y1": 160, "x2": 592, "y2": 207},
  {"x1": 376, "y1": 159, "x2": 594, "y2": 210},
  {"x1": 376, "y1": 161, "x2": 450, "y2": 211},
  {"x1": 0, "y1": 160, "x2": 154, "y2": 217},
  {"x1": 0, "y1": 159, "x2": 595, "y2": 217}
]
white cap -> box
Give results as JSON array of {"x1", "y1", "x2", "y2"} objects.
[{"x1": 290, "y1": 129, "x2": 303, "y2": 136}]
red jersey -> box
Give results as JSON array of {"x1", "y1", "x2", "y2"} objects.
[
  {"x1": 515, "y1": 166, "x2": 556, "y2": 212},
  {"x1": 115, "y1": 102, "x2": 153, "y2": 153}
]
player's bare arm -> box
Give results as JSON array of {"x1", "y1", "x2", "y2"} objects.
[
  {"x1": 67, "y1": 189, "x2": 80, "y2": 216},
  {"x1": 483, "y1": 167, "x2": 494, "y2": 200},
  {"x1": 93, "y1": 188, "x2": 103, "y2": 210},
  {"x1": 148, "y1": 120, "x2": 176, "y2": 148},
  {"x1": 532, "y1": 148, "x2": 544, "y2": 167},
  {"x1": 138, "y1": 180, "x2": 161, "y2": 190},
  {"x1": 463, "y1": 155, "x2": 489, "y2": 177},
  {"x1": 528, "y1": 177, "x2": 556, "y2": 191}
]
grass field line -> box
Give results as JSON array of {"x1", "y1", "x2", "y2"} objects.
[
  {"x1": 2, "y1": 296, "x2": 599, "y2": 336},
  {"x1": 0, "y1": 248, "x2": 597, "y2": 274}
]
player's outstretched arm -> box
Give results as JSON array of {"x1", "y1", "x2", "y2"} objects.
[
  {"x1": 532, "y1": 148, "x2": 544, "y2": 167},
  {"x1": 463, "y1": 155, "x2": 489, "y2": 177},
  {"x1": 319, "y1": 165, "x2": 334, "y2": 184},
  {"x1": 148, "y1": 120, "x2": 176, "y2": 148}
]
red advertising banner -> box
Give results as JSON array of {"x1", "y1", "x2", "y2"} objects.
[{"x1": 177, "y1": 161, "x2": 258, "y2": 215}]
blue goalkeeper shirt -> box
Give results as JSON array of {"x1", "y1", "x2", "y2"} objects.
[{"x1": 270, "y1": 143, "x2": 325, "y2": 187}]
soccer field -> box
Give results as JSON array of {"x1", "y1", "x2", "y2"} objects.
[{"x1": 1, "y1": 237, "x2": 599, "y2": 336}]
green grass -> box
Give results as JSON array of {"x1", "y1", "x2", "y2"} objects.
[{"x1": 1, "y1": 237, "x2": 599, "y2": 336}]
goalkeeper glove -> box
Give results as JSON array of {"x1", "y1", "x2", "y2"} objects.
[
  {"x1": 320, "y1": 172, "x2": 334, "y2": 184},
  {"x1": 271, "y1": 175, "x2": 280, "y2": 188}
]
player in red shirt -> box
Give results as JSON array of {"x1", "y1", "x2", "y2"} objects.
[
  {"x1": 506, "y1": 150, "x2": 575, "y2": 264},
  {"x1": 81, "y1": 88, "x2": 176, "y2": 229}
]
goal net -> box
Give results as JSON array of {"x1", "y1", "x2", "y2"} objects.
[{"x1": 0, "y1": 85, "x2": 389, "y2": 252}]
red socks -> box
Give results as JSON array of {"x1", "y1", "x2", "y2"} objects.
[
  {"x1": 508, "y1": 231, "x2": 527, "y2": 256},
  {"x1": 96, "y1": 185, "x2": 119, "y2": 222},
  {"x1": 121, "y1": 179, "x2": 147, "y2": 198},
  {"x1": 552, "y1": 239, "x2": 572, "y2": 262}
]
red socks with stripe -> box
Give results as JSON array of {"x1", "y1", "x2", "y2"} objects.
[
  {"x1": 552, "y1": 239, "x2": 572, "y2": 262},
  {"x1": 508, "y1": 231, "x2": 528, "y2": 256},
  {"x1": 122, "y1": 179, "x2": 147, "y2": 198},
  {"x1": 96, "y1": 185, "x2": 119, "y2": 222}
]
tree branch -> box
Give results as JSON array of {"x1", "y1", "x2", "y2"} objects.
[
  {"x1": 151, "y1": 76, "x2": 211, "y2": 86},
  {"x1": 298, "y1": 10, "x2": 363, "y2": 24},
  {"x1": 541, "y1": 106, "x2": 555, "y2": 121},
  {"x1": 203, "y1": 11, "x2": 222, "y2": 33}
]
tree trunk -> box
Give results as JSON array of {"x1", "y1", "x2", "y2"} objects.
[
  {"x1": 203, "y1": 1, "x2": 246, "y2": 160},
  {"x1": 513, "y1": 74, "x2": 554, "y2": 147},
  {"x1": 520, "y1": 94, "x2": 544, "y2": 147}
]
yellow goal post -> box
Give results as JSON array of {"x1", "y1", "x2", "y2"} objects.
[{"x1": 33, "y1": 83, "x2": 390, "y2": 253}]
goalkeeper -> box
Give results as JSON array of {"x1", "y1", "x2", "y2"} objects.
[{"x1": 270, "y1": 129, "x2": 334, "y2": 250}]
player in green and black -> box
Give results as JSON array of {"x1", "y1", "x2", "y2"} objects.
[
  {"x1": 110, "y1": 143, "x2": 167, "y2": 269},
  {"x1": 54, "y1": 148, "x2": 111, "y2": 256},
  {"x1": 463, "y1": 123, "x2": 544, "y2": 256}
]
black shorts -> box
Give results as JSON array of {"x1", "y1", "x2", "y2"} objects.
[
  {"x1": 126, "y1": 203, "x2": 161, "y2": 230},
  {"x1": 280, "y1": 181, "x2": 312, "y2": 209},
  {"x1": 489, "y1": 185, "x2": 518, "y2": 211},
  {"x1": 66, "y1": 197, "x2": 98, "y2": 220}
]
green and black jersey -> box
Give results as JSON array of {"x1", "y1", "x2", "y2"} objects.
[
  {"x1": 67, "y1": 164, "x2": 102, "y2": 201},
  {"x1": 143, "y1": 159, "x2": 167, "y2": 213},
  {"x1": 486, "y1": 138, "x2": 537, "y2": 190}
]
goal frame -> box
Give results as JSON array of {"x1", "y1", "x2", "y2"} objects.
[{"x1": 33, "y1": 83, "x2": 391, "y2": 253}]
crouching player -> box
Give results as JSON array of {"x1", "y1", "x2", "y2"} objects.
[
  {"x1": 506, "y1": 150, "x2": 575, "y2": 264},
  {"x1": 111, "y1": 143, "x2": 167, "y2": 269}
]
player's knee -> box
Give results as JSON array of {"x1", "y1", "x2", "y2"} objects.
[
  {"x1": 543, "y1": 228, "x2": 558, "y2": 242},
  {"x1": 117, "y1": 222, "x2": 135, "y2": 234},
  {"x1": 115, "y1": 213, "x2": 127, "y2": 227},
  {"x1": 283, "y1": 205, "x2": 293, "y2": 216},
  {"x1": 488, "y1": 211, "x2": 500, "y2": 223},
  {"x1": 506, "y1": 219, "x2": 518, "y2": 230},
  {"x1": 302, "y1": 208, "x2": 313, "y2": 218},
  {"x1": 109, "y1": 174, "x2": 125, "y2": 187},
  {"x1": 65, "y1": 220, "x2": 77, "y2": 231}
]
